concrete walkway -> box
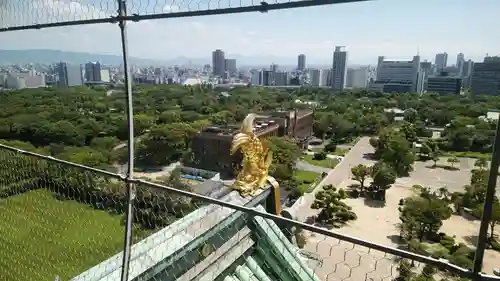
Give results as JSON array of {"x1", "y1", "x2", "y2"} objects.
[
  {"x1": 295, "y1": 137, "x2": 374, "y2": 221},
  {"x1": 296, "y1": 160, "x2": 331, "y2": 174}
]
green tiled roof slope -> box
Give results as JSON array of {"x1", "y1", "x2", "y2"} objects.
[{"x1": 217, "y1": 205, "x2": 321, "y2": 281}]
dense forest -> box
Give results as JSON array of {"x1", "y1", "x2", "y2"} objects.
[
  {"x1": 1, "y1": 85, "x2": 498, "y2": 169},
  {"x1": 0, "y1": 84, "x2": 499, "y2": 230}
]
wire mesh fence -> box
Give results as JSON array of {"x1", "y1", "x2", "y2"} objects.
[
  {"x1": 0, "y1": 0, "x2": 371, "y2": 31},
  {"x1": 1, "y1": 143, "x2": 500, "y2": 281},
  {"x1": 1, "y1": 0, "x2": 500, "y2": 280},
  {"x1": 0, "y1": 147, "x2": 126, "y2": 281}
]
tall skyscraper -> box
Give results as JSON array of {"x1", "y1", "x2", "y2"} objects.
[
  {"x1": 224, "y1": 59, "x2": 237, "y2": 76},
  {"x1": 297, "y1": 54, "x2": 306, "y2": 71},
  {"x1": 309, "y1": 69, "x2": 321, "y2": 86},
  {"x1": 456, "y1": 53, "x2": 465, "y2": 76},
  {"x1": 435, "y1": 52, "x2": 448, "y2": 73},
  {"x1": 331, "y1": 46, "x2": 348, "y2": 91},
  {"x1": 212, "y1": 49, "x2": 225, "y2": 76},
  {"x1": 321, "y1": 69, "x2": 331, "y2": 86},
  {"x1": 57, "y1": 62, "x2": 83, "y2": 87},
  {"x1": 84, "y1": 62, "x2": 102, "y2": 82},
  {"x1": 462, "y1": 59, "x2": 474, "y2": 77}
]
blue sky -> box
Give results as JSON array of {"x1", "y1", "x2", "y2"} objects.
[{"x1": 1, "y1": 0, "x2": 499, "y2": 65}]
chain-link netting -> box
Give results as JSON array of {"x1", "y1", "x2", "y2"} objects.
[
  {"x1": 115, "y1": 180, "x2": 476, "y2": 281},
  {"x1": 0, "y1": 148, "x2": 126, "y2": 281},
  {"x1": 0, "y1": 0, "x2": 117, "y2": 29},
  {"x1": 0, "y1": 145, "x2": 493, "y2": 281},
  {"x1": 0, "y1": 0, "x2": 367, "y2": 30}
]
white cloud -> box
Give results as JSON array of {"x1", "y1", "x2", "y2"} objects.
[{"x1": 162, "y1": 4, "x2": 180, "y2": 13}]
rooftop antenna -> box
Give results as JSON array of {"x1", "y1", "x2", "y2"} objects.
[{"x1": 417, "y1": 44, "x2": 420, "y2": 56}]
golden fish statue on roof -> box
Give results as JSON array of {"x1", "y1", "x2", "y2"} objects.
[{"x1": 230, "y1": 113, "x2": 279, "y2": 196}]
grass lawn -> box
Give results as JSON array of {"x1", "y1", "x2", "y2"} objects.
[
  {"x1": 443, "y1": 151, "x2": 491, "y2": 159},
  {"x1": 294, "y1": 170, "x2": 320, "y2": 193},
  {"x1": 0, "y1": 189, "x2": 126, "y2": 281},
  {"x1": 310, "y1": 147, "x2": 347, "y2": 156},
  {"x1": 303, "y1": 155, "x2": 339, "y2": 168}
]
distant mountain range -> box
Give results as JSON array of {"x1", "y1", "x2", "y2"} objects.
[
  {"x1": 0, "y1": 49, "x2": 169, "y2": 66},
  {"x1": 0, "y1": 49, "x2": 366, "y2": 68}
]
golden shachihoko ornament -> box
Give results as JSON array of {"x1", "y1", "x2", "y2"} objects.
[{"x1": 230, "y1": 113, "x2": 279, "y2": 196}]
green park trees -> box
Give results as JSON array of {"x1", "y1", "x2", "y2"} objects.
[
  {"x1": 136, "y1": 123, "x2": 196, "y2": 166},
  {"x1": 266, "y1": 137, "x2": 302, "y2": 182},
  {"x1": 368, "y1": 162, "x2": 396, "y2": 201},
  {"x1": 370, "y1": 130, "x2": 416, "y2": 176},
  {"x1": 310, "y1": 184, "x2": 357, "y2": 226},
  {"x1": 473, "y1": 198, "x2": 500, "y2": 243},
  {"x1": 447, "y1": 156, "x2": 459, "y2": 168},
  {"x1": 399, "y1": 195, "x2": 453, "y2": 241},
  {"x1": 474, "y1": 157, "x2": 488, "y2": 170},
  {"x1": 350, "y1": 164, "x2": 370, "y2": 190}
]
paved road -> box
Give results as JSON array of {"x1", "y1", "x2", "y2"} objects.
[
  {"x1": 296, "y1": 160, "x2": 331, "y2": 174},
  {"x1": 294, "y1": 137, "x2": 374, "y2": 221},
  {"x1": 309, "y1": 144, "x2": 353, "y2": 151}
]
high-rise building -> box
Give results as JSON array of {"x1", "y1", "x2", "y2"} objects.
[
  {"x1": 212, "y1": 49, "x2": 225, "y2": 76},
  {"x1": 224, "y1": 59, "x2": 237, "y2": 76},
  {"x1": 270, "y1": 64, "x2": 279, "y2": 72},
  {"x1": 371, "y1": 55, "x2": 424, "y2": 94},
  {"x1": 57, "y1": 62, "x2": 83, "y2": 87},
  {"x1": 84, "y1": 62, "x2": 102, "y2": 82},
  {"x1": 471, "y1": 56, "x2": 500, "y2": 96},
  {"x1": 309, "y1": 69, "x2": 321, "y2": 86},
  {"x1": 463, "y1": 60, "x2": 474, "y2": 78},
  {"x1": 346, "y1": 67, "x2": 368, "y2": 89},
  {"x1": 456, "y1": 53, "x2": 465, "y2": 76},
  {"x1": 435, "y1": 52, "x2": 448, "y2": 73},
  {"x1": 321, "y1": 69, "x2": 331, "y2": 86},
  {"x1": 331, "y1": 46, "x2": 348, "y2": 91},
  {"x1": 100, "y1": 69, "x2": 111, "y2": 83},
  {"x1": 297, "y1": 54, "x2": 306, "y2": 71}
]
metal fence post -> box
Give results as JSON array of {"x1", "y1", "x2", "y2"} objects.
[
  {"x1": 472, "y1": 118, "x2": 500, "y2": 278},
  {"x1": 117, "y1": 1, "x2": 136, "y2": 280}
]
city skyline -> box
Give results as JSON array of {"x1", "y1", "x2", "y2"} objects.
[{"x1": 1, "y1": 0, "x2": 499, "y2": 65}]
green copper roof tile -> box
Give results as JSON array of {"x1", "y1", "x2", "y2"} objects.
[
  {"x1": 193, "y1": 229, "x2": 254, "y2": 281},
  {"x1": 253, "y1": 206, "x2": 321, "y2": 281},
  {"x1": 255, "y1": 244, "x2": 295, "y2": 281},
  {"x1": 234, "y1": 265, "x2": 259, "y2": 281},
  {"x1": 223, "y1": 276, "x2": 238, "y2": 281},
  {"x1": 244, "y1": 256, "x2": 272, "y2": 281}
]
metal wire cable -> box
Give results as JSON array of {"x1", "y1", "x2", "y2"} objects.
[
  {"x1": 0, "y1": 0, "x2": 371, "y2": 32},
  {"x1": 2, "y1": 142, "x2": 500, "y2": 281}
]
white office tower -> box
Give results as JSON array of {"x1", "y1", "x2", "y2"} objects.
[
  {"x1": 346, "y1": 67, "x2": 369, "y2": 89},
  {"x1": 435, "y1": 52, "x2": 448, "y2": 73},
  {"x1": 309, "y1": 69, "x2": 321, "y2": 86},
  {"x1": 456, "y1": 53, "x2": 465, "y2": 76},
  {"x1": 320, "y1": 69, "x2": 331, "y2": 86},
  {"x1": 100, "y1": 69, "x2": 111, "y2": 83},
  {"x1": 331, "y1": 46, "x2": 348, "y2": 91},
  {"x1": 371, "y1": 55, "x2": 424, "y2": 94}
]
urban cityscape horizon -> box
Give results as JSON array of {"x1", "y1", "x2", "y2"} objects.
[
  {"x1": 2, "y1": 0, "x2": 500, "y2": 280},
  {"x1": 1, "y1": 46, "x2": 498, "y2": 97}
]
